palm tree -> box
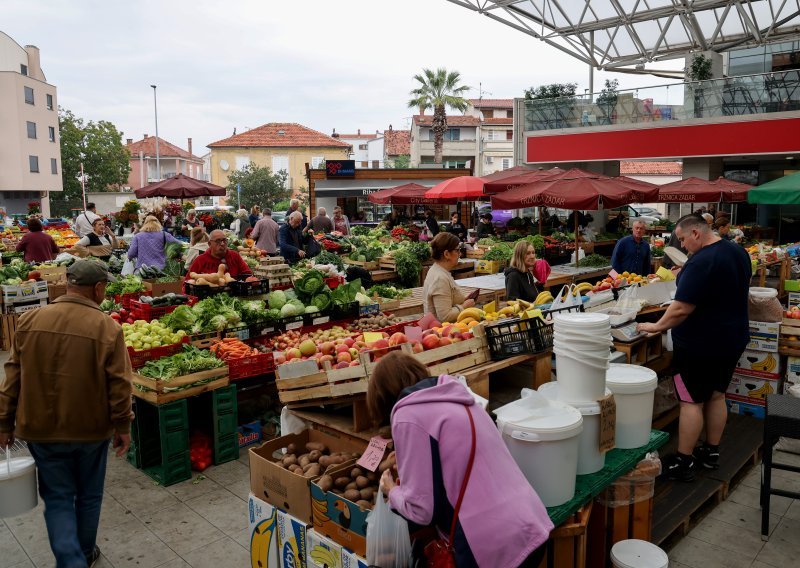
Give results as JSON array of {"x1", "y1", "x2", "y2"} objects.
[{"x1": 408, "y1": 68, "x2": 470, "y2": 164}]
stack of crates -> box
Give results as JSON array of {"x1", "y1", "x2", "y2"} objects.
[
  {"x1": 726, "y1": 321, "x2": 783, "y2": 419},
  {"x1": 128, "y1": 384, "x2": 239, "y2": 486}
]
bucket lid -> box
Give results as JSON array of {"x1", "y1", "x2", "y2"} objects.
[
  {"x1": 0, "y1": 456, "x2": 35, "y2": 481},
  {"x1": 606, "y1": 364, "x2": 658, "y2": 394},
  {"x1": 554, "y1": 312, "x2": 610, "y2": 328},
  {"x1": 538, "y1": 382, "x2": 611, "y2": 415},
  {"x1": 610, "y1": 539, "x2": 669, "y2": 568},
  {"x1": 495, "y1": 394, "x2": 583, "y2": 442},
  {"x1": 749, "y1": 286, "x2": 778, "y2": 298}
]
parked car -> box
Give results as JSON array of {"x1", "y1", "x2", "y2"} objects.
[
  {"x1": 612, "y1": 205, "x2": 660, "y2": 226},
  {"x1": 270, "y1": 211, "x2": 286, "y2": 224}
]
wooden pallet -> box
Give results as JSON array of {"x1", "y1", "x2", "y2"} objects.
[
  {"x1": 345, "y1": 258, "x2": 381, "y2": 271},
  {"x1": 379, "y1": 256, "x2": 397, "y2": 270},
  {"x1": 132, "y1": 367, "x2": 230, "y2": 405},
  {"x1": 276, "y1": 359, "x2": 368, "y2": 404}
]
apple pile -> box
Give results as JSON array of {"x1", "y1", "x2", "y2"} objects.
[
  {"x1": 591, "y1": 271, "x2": 654, "y2": 293},
  {"x1": 785, "y1": 306, "x2": 800, "y2": 319}
]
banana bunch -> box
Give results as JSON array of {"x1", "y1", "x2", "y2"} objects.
[
  {"x1": 752, "y1": 353, "x2": 777, "y2": 373},
  {"x1": 457, "y1": 307, "x2": 486, "y2": 325},
  {"x1": 309, "y1": 544, "x2": 341, "y2": 568},
  {"x1": 572, "y1": 282, "x2": 593, "y2": 296},
  {"x1": 534, "y1": 291, "x2": 554, "y2": 306}
]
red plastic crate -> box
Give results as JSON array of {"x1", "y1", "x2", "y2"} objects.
[
  {"x1": 270, "y1": 283, "x2": 294, "y2": 292},
  {"x1": 127, "y1": 336, "x2": 190, "y2": 368},
  {"x1": 324, "y1": 276, "x2": 343, "y2": 289},
  {"x1": 114, "y1": 292, "x2": 144, "y2": 310},
  {"x1": 129, "y1": 296, "x2": 198, "y2": 322},
  {"x1": 227, "y1": 351, "x2": 274, "y2": 380}
]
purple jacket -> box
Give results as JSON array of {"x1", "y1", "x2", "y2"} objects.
[
  {"x1": 388, "y1": 376, "x2": 553, "y2": 567},
  {"x1": 127, "y1": 231, "x2": 180, "y2": 270}
]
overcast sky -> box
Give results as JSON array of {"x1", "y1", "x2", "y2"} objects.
[{"x1": 6, "y1": 0, "x2": 683, "y2": 155}]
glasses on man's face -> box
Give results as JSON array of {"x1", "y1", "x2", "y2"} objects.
[{"x1": 210, "y1": 238, "x2": 227, "y2": 245}]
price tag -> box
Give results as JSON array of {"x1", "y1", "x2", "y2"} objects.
[
  {"x1": 226, "y1": 328, "x2": 249, "y2": 340},
  {"x1": 363, "y1": 332, "x2": 383, "y2": 344},
  {"x1": 357, "y1": 436, "x2": 390, "y2": 472},
  {"x1": 312, "y1": 316, "x2": 330, "y2": 326},
  {"x1": 259, "y1": 326, "x2": 275, "y2": 336},
  {"x1": 404, "y1": 326, "x2": 423, "y2": 342},
  {"x1": 285, "y1": 320, "x2": 303, "y2": 331},
  {"x1": 598, "y1": 394, "x2": 616, "y2": 453}
]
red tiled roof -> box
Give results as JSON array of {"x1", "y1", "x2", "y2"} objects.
[
  {"x1": 337, "y1": 133, "x2": 379, "y2": 139},
  {"x1": 482, "y1": 118, "x2": 514, "y2": 125},
  {"x1": 469, "y1": 98, "x2": 514, "y2": 108},
  {"x1": 620, "y1": 161, "x2": 683, "y2": 176},
  {"x1": 208, "y1": 123, "x2": 351, "y2": 148},
  {"x1": 384, "y1": 129, "x2": 410, "y2": 156},
  {"x1": 413, "y1": 115, "x2": 481, "y2": 127},
  {"x1": 126, "y1": 137, "x2": 202, "y2": 161}
]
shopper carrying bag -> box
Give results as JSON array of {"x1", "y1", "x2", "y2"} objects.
[{"x1": 366, "y1": 487, "x2": 413, "y2": 568}]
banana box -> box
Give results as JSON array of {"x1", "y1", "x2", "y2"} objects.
[
  {"x1": 475, "y1": 260, "x2": 503, "y2": 274},
  {"x1": 248, "y1": 494, "x2": 279, "y2": 568},
  {"x1": 340, "y1": 549, "x2": 368, "y2": 568},
  {"x1": 736, "y1": 349, "x2": 783, "y2": 379},
  {"x1": 306, "y1": 529, "x2": 343, "y2": 568},
  {"x1": 277, "y1": 510, "x2": 309, "y2": 568},
  {"x1": 785, "y1": 356, "x2": 800, "y2": 391},
  {"x1": 748, "y1": 320, "x2": 780, "y2": 352},
  {"x1": 726, "y1": 374, "x2": 783, "y2": 406},
  {"x1": 726, "y1": 396, "x2": 766, "y2": 419}
]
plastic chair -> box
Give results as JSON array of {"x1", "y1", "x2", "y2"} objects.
[{"x1": 760, "y1": 394, "x2": 800, "y2": 540}]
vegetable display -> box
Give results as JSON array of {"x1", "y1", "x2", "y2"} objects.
[
  {"x1": 294, "y1": 270, "x2": 326, "y2": 299},
  {"x1": 393, "y1": 249, "x2": 421, "y2": 287},
  {"x1": 187, "y1": 264, "x2": 235, "y2": 287},
  {"x1": 138, "y1": 345, "x2": 224, "y2": 380},
  {"x1": 106, "y1": 275, "x2": 146, "y2": 297},
  {"x1": 366, "y1": 285, "x2": 411, "y2": 300},
  {"x1": 122, "y1": 320, "x2": 186, "y2": 350},
  {"x1": 209, "y1": 338, "x2": 260, "y2": 360},
  {"x1": 579, "y1": 254, "x2": 612, "y2": 268},
  {"x1": 315, "y1": 251, "x2": 344, "y2": 271}
]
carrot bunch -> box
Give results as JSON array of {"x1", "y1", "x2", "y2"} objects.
[{"x1": 209, "y1": 337, "x2": 259, "y2": 361}]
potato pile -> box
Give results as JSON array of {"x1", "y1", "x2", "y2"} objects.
[
  {"x1": 277, "y1": 442, "x2": 358, "y2": 478},
  {"x1": 347, "y1": 314, "x2": 403, "y2": 333},
  {"x1": 317, "y1": 453, "x2": 396, "y2": 511}
]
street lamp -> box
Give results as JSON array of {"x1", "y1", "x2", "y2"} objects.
[{"x1": 150, "y1": 84, "x2": 160, "y2": 181}]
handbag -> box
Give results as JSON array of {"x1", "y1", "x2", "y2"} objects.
[{"x1": 423, "y1": 405, "x2": 477, "y2": 567}]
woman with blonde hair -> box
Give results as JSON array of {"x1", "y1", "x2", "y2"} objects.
[
  {"x1": 127, "y1": 215, "x2": 181, "y2": 271},
  {"x1": 230, "y1": 209, "x2": 251, "y2": 239},
  {"x1": 184, "y1": 226, "x2": 210, "y2": 270},
  {"x1": 504, "y1": 241, "x2": 551, "y2": 302}
]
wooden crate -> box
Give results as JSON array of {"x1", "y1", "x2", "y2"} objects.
[
  {"x1": 345, "y1": 258, "x2": 380, "y2": 271},
  {"x1": 1, "y1": 313, "x2": 20, "y2": 351},
  {"x1": 276, "y1": 359, "x2": 369, "y2": 404},
  {"x1": 132, "y1": 367, "x2": 230, "y2": 405},
  {"x1": 379, "y1": 256, "x2": 397, "y2": 270},
  {"x1": 34, "y1": 265, "x2": 66, "y2": 283},
  {"x1": 538, "y1": 502, "x2": 592, "y2": 568}
]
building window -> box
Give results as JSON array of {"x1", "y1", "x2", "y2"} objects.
[
  {"x1": 46, "y1": 94, "x2": 53, "y2": 110},
  {"x1": 483, "y1": 109, "x2": 494, "y2": 118},
  {"x1": 502, "y1": 158, "x2": 511, "y2": 169},
  {"x1": 372, "y1": 160, "x2": 380, "y2": 168},
  {"x1": 358, "y1": 144, "x2": 368, "y2": 150},
  {"x1": 24, "y1": 86, "x2": 34, "y2": 105},
  {"x1": 49, "y1": 126, "x2": 55, "y2": 142},
  {"x1": 506, "y1": 130, "x2": 513, "y2": 141},
  {"x1": 311, "y1": 156, "x2": 324, "y2": 168},
  {"x1": 360, "y1": 161, "x2": 369, "y2": 168},
  {"x1": 29, "y1": 156, "x2": 39, "y2": 173},
  {"x1": 487, "y1": 130, "x2": 497, "y2": 141},
  {"x1": 428, "y1": 128, "x2": 461, "y2": 141},
  {"x1": 51, "y1": 158, "x2": 58, "y2": 174},
  {"x1": 20, "y1": 64, "x2": 28, "y2": 76},
  {"x1": 486, "y1": 156, "x2": 494, "y2": 164},
  {"x1": 26, "y1": 121, "x2": 37, "y2": 139},
  {"x1": 235, "y1": 155, "x2": 250, "y2": 170}
]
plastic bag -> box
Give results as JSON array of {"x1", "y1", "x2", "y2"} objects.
[
  {"x1": 121, "y1": 258, "x2": 136, "y2": 276},
  {"x1": 776, "y1": 383, "x2": 800, "y2": 454},
  {"x1": 598, "y1": 452, "x2": 661, "y2": 507},
  {"x1": 615, "y1": 285, "x2": 646, "y2": 310},
  {"x1": 550, "y1": 284, "x2": 581, "y2": 311},
  {"x1": 366, "y1": 488, "x2": 412, "y2": 568},
  {"x1": 570, "y1": 247, "x2": 586, "y2": 263},
  {"x1": 748, "y1": 293, "x2": 783, "y2": 323}
]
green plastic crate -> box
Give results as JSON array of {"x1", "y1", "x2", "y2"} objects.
[
  {"x1": 128, "y1": 398, "x2": 192, "y2": 487},
  {"x1": 187, "y1": 384, "x2": 239, "y2": 466}
]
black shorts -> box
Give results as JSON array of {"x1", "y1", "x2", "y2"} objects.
[{"x1": 672, "y1": 349, "x2": 740, "y2": 403}]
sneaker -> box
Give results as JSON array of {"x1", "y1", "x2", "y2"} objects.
[
  {"x1": 86, "y1": 546, "x2": 101, "y2": 568},
  {"x1": 693, "y1": 443, "x2": 720, "y2": 470},
  {"x1": 663, "y1": 453, "x2": 696, "y2": 482}
]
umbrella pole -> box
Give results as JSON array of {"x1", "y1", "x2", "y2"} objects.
[
  {"x1": 538, "y1": 207, "x2": 543, "y2": 235},
  {"x1": 574, "y1": 214, "x2": 580, "y2": 268}
]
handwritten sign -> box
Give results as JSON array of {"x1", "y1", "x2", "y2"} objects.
[
  {"x1": 357, "y1": 436, "x2": 389, "y2": 472},
  {"x1": 363, "y1": 332, "x2": 383, "y2": 345},
  {"x1": 225, "y1": 328, "x2": 249, "y2": 341},
  {"x1": 312, "y1": 316, "x2": 330, "y2": 326},
  {"x1": 598, "y1": 394, "x2": 617, "y2": 453},
  {"x1": 405, "y1": 326, "x2": 423, "y2": 342},
  {"x1": 285, "y1": 320, "x2": 303, "y2": 331}
]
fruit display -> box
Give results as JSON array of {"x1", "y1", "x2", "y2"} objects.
[
  {"x1": 456, "y1": 300, "x2": 530, "y2": 324},
  {"x1": 270, "y1": 327, "x2": 364, "y2": 369},
  {"x1": 786, "y1": 306, "x2": 800, "y2": 320},
  {"x1": 122, "y1": 320, "x2": 186, "y2": 350},
  {"x1": 346, "y1": 313, "x2": 404, "y2": 332},
  {"x1": 591, "y1": 271, "x2": 651, "y2": 292},
  {"x1": 237, "y1": 240, "x2": 266, "y2": 258},
  {"x1": 45, "y1": 228, "x2": 80, "y2": 247},
  {"x1": 275, "y1": 441, "x2": 359, "y2": 479},
  {"x1": 534, "y1": 291, "x2": 554, "y2": 306}
]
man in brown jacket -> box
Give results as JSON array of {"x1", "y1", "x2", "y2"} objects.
[{"x1": 0, "y1": 260, "x2": 133, "y2": 568}]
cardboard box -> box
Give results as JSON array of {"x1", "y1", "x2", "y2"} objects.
[
  {"x1": 340, "y1": 549, "x2": 369, "y2": 568},
  {"x1": 306, "y1": 529, "x2": 343, "y2": 568},
  {"x1": 249, "y1": 428, "x2": 365, "y2": 524},
  {"x1": 248, "y1": 494, "x2": 279, "y2": 568},
  {"x1": 310, "y1": 462, "x2": 371, "y2": 557},
  {"x1": 726, "y1": 374, "x2": 782, "y2": 405},
  {"x1": 726, "y1": 397, "x2": 766, "y2": 419},
  {"x1": 735, "y1": 349, "x2": 782, "y2": 379},
  {"x1": 475, "y1": 259, "x2": 503, "y2": 274},
  {"x1": 748, "y1": 320, "x2": 780, "y2": 352},
  {"x1": 48, "y1": 282, "x2": 66, "y2": 302},
  {"x1": 277, "y1": 510, "x2": 309, "y2": 568},
  {"x1": 144, "y1": 279, "x2": 184, "y2": 297},
  {"x1": 238, "y1": 421, "x2": 263, "y2": 449},
  {"x1": 788, "y1": 291, "x2": 800, "y2": 307}
]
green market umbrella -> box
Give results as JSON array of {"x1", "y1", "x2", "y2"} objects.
[{"x1": 748, "y1": 172, "x2": 800, "y2": 204}]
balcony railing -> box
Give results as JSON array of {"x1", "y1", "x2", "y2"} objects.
[{"x1": 523, "y1": 69, "x2": 800, "y2": 132}]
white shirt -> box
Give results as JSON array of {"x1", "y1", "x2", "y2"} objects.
[{"x1": 74, "y1": 210, "x2": 101, "y2": 237}]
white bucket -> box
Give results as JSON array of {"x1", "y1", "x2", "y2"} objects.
[
  {"x1": 538, "y1": 382, "x2": 610, "y2": 475},
  {"x1": 610, "y1": 539, "x2": 669, "y2": 568},
  {"x1": 749, "y1": 287, "x2": 778, "y2": 299},
  {"x1": 606, "y1": 364, "x2": 658, "y2": 449},
  {"x1": 0, "y1": 455, "x2": 38, "y2": 518},
  {"x1": 495, "y1": 392, "x2": 583, "y2": 507},
  {"x1": 553, "y1": 313, "x2": 612, "y2": 403}
]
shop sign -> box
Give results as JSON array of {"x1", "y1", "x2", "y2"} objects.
[{"x1": 326, "y1": 160, "x2": 356, "y2": 178}]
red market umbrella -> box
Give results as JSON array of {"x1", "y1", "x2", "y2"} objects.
[
  {"x1": 480, "y1": 165, "x2": 534, "y2": 183},
  {"x1": 134, "y1": 173, "x2": 227, "y2": 199},
  {"x1": 367, "y1": 183, "x2": 457, "y2": 205},
  {"x1": 714, "y1": 177, "x2": 752, "y2": 202},
  {"x1": 483, "y1": 167, "x2": 565, "y2": 194},
  {"x1": 657, "y1": 176, "x2": 751, "y2": 203},
  {"x1": 424, "y1": 176, "x2": 487, "y2": 201}
]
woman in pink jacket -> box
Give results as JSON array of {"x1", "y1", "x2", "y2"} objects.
[{"x1": 367, "y1": 351, "x2": 552, "y2": 567}]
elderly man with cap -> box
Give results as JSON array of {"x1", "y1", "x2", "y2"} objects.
[
  {"x1": 188, "y1": 229, "x2": 253, "y2": 279},
  {"x1": 0, "y1": 260, "x2": 133, "y2": 567}
]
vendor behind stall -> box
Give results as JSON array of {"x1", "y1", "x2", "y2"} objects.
[
  {"x1": 447, "y1": 212, "x2": 467, "y2": 242},
  {"x1": 504, "y1": 241, "x2": 551, "y2": 303},
  {"x1": 188, "y1": 229, "x2": 252, "y2": 279},
  {"x1": 475, "y1": 213, "x2": 496, "y2": 240},
  {"x1": 16, "y1": 218, "x2": 59, "y2": 263},
  {"x1": 75, "y1": 219, "x2": 118, "y2": 262},
  {"x1": 611, "y1": 220, "x2": 651, "y2": 275},
  {"x1": 422, "y1": 232, "x2": 474, "y2": 323},
  {"x1": 278, "y1": 211, "x2": 307, "y2": 264}
]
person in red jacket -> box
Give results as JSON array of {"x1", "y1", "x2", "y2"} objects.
[
  {"x1": 16, "y1": 218, "x2": 59, "y2": 263},
  {"x1": 187, "y1": 230, "x2": 252, "y2": 279}
]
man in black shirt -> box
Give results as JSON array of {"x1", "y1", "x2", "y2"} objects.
[{"x1": 447, "y1": 212, "x2": 467, "y2": 241}]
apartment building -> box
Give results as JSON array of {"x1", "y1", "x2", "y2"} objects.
[
  {"x1": 125, "y1": 135, "x2": 204, "y2": 189},
  {"x1": 0, "y1": 32, "x2": 62, "y2": 216},
  {"x1": 383, "y1": 128, "x2": 410, "y2": 167},
  {"x1": 334, "y1": 129, "x2": 384, "y2": 168},
  {"x1": 467, "y1": 98, "x2": 515, "y2": 176},
  {"x1": 409, "y1": 115, "x2": 480, "y2": 169}
]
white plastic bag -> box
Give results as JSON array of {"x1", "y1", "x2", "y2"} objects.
[
  {"x1": 550, "y1": 284, "x2": 581, "y2": 311},
  {"x1": 366, "y1": 488, "x2": 412, "y2": 568},
  {"x1": 570, "y1": 247, "x2": 586, "y2": 263},
  {"x1": 121, "y1": 258, "x2": 136, "y2": 276}
]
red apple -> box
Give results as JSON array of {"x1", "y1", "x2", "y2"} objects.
[
  {"x1": 462, "y1": 332, "x2": 473, "y2": 340},
  {"x1": 343, "y1": 338, "x2": 355, "y2": 348},
  {"x1": 411, "y1": 341, "x2": 424, "y2": 354},
  {"x1": 320, "y1": 355, "x2": 334, "y2": 365},
  {"x1": 349, "y1": 360, "x2": 360, "y2": 367},
  {"x1": 335, "y1": 361, "x2": 350, "y2": 369},
  {"x1": 389, "y1": 332, "x2": 408, "y2": 346},
  {"x1": 372, "y1": 339, "x2": 389, "y2": 349},
  {"x1": 286, "y1": 348, "x2": 302, "y2": 361},
  {"x1": 439, "y1": 337, "x2": 453, "y2": 347},
  {"x1": 336, "y1": 344, "x2": 350, "y2": 354},
  {"x1": 337, "y1": 352, "x2": 352, "y2": 364},
  {"x1": 320, "y1": 341, "x2": 335, "y2": 356},
  {"x1": 274, "y1": 354, "x2": 286, "y2": 365},
  {"x1": 422, "y1": 335, "x2": 440, "y2": 350}
]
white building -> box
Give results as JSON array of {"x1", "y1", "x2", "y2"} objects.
[
  {"x1": 466, "y1": 98, "x2": 515, "y2": 176},
  {"x1": 409, "y1": 115, "x2": 480, "y2": 169},
  {"x1": 334, "y1": 129, "x2": 382, "y2": 168}
]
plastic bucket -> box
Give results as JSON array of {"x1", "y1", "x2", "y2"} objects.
[
  {"x1": 606, "y1": 364, "x2": 658, "y2": 449},
  {"x1": 538, "y1": 382, "x2": 610, "y2": 475},
  {"x1": 610, "y1": 539, "x2": 669, "y2": 568},
  {"x1": 495, "y1": 393, "x2": 583, "y2": 507},
  {"x1": 0, "y1": 456, "x2": 38, "y2": 518},
  {"x1": 749, "y1": 287, "x2": 778, "y2": 299},
  {"x1": 553, "y1": 349, "x2": 609, "y2": 402},
  {"x1": 553, "y1": 313, "x2": 612, "y2": 403}
]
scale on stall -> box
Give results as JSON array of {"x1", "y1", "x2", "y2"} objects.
[{"x1": 610, "y1": 321, "x2": 646, "y2": 342}]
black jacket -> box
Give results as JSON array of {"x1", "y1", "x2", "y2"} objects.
[
  {"x1": 504, "y1": 266, "x2": 539, "y2": 303},
  {"x1": 448, "y1": 222, "x2": 467, "y2": 241},
  {"x1": 476, "y1": 221, "x2": 495, "y2": 240},
  {"x1": 425, "y1": 217, "x2": 440, "y2": 236}
]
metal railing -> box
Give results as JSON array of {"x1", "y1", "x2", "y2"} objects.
[{"x1": 523, "y1": 69, "x2": 800, "y2": 132}]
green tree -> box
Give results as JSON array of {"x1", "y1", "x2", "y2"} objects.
[
  {"x1": 408, "y1": 68, "x2": 470, "y2": 164},
  {"x1": 523, "y1": 83, "x2": 578, "y2": 130},
  {"x1": 226, "y1": 162, "x2": 290, "y2": 210},
  {"x1": 53, "y1": 108, "x2": 131, "y2": 217},
  {"x1": 386, "y1": 154, "x2": 411, "y2": 169},
  {"x1": 524, "y1": 83, "x2": 578, "y2": 100}
]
